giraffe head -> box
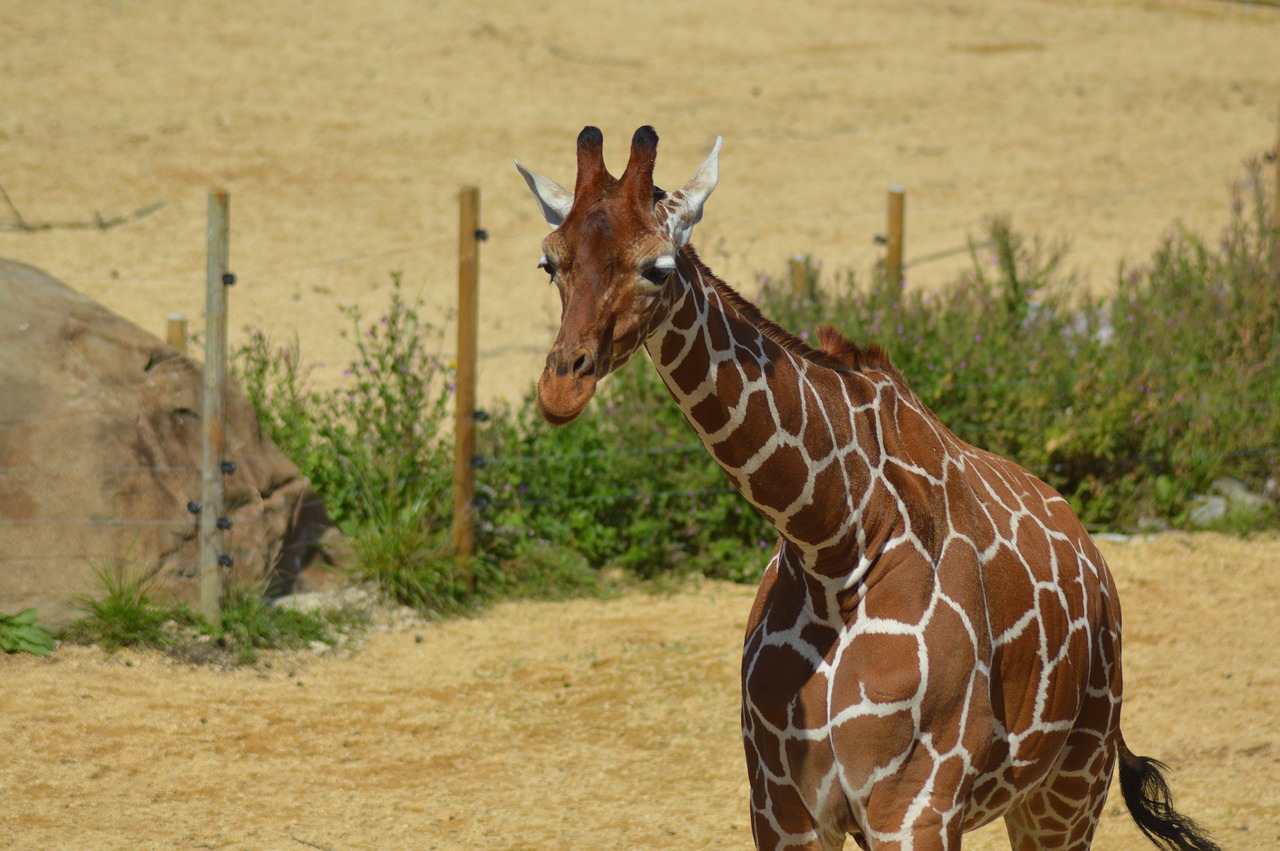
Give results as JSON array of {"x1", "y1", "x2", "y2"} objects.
[{"x1": 516, "y1": 125, "x2": 722, "y2": 424}]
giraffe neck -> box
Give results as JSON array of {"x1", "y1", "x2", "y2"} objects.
[{"x1": 643, "y1": 250, "x2": 913, "y2": 581}]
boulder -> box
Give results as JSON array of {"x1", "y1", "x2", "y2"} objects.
[{"x1": 0, "y1": 258, "x2": 330, "y2": 625}]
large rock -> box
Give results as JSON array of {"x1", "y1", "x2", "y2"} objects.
[{"x1": 0, "y1": 259, "x2": 330, "y2": 625}]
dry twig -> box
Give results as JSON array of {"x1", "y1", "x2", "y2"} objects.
[{"x1": 0, "y1": 181, "x2": 164, "y2": 232}]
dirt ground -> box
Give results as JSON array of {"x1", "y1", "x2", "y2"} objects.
[
  {"x1": 2, "y1": 0, "x2": 1279, "y2": 404},
  {"x1": 3, "y1": 2, "x2": 1280, "y2": 849},
  {"x1": 1, "y1": 532, "x2": 1277, "y2": 849}
]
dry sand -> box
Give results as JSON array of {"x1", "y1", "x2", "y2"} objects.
[
  {"x1": 2, "y1": 532, "x2": 1278, "y2": 849},
  {"x1": 2, "y1": 0, "x2": 1278, "y2": 403},
  {"x1": 3, "y1": 3, "x2": 1280, "y2": 848}
]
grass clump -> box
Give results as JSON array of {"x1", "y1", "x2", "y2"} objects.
[
  {"x1": 60, "y1": 558, "x2": 360, "y2": 664},
  {"x1": 202, "y1": 585, "x2": 361, "y2": 666},
  {"x1": 62, "y1": 559, "x2": 175, "y2": 651}
]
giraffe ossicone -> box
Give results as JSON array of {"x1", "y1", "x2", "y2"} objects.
[{"x1": 517, "y1": 125, "x2": 1221, "y2": 851}]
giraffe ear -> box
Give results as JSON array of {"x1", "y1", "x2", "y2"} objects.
[
  {"x1": 515, "y1": 160, "x2": 573, "y2": 228},
  {"x1": 661, "y1": 136, "x2": 722, "y2": 247}
]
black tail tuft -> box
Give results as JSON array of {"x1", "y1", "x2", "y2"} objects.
[{"x1": 1118, "y1": 742, "x2": 1222, "y2": 851}]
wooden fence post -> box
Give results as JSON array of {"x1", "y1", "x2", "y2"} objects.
[
  {"x1": 789, "y1": 255, "x2": 809, "y2": 297},
  {"x1": 886, "y1": 186, "x2": 906, "y2": 287},
  {"x1": 199, "y1": 190, "x2": 231, "y2": 627},
  {"x1": 453, "y1": 186, "x2": 482, "y2": 590},
  {"x1": 166, "y1": 313, "x2": 188, "y2": 354},
  {"x1": 1273, "y1": 104, "x2": 1279, "y2": 271}
]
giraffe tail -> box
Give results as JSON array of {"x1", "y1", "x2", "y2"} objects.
[{"x1": 1116, "y1": 735, "x2": 1222, "y2": 851}]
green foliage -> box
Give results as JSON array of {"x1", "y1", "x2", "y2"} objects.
[
  {"x1": 62, "y1": 560, "x2": 174, "y2": 651},
  {"x1": 62, "y1": 557, "x2": 359, "y2": 663},
  {"x1": 235, "y1": 274, "x2": 463, "y2": 608},
  {"x1": 0, "y1": 609, "x2": 56, "y2": 656},
  {"x1": 486, "y1": 540, "x2": 616, "y2": 602},
  {"x1": 758, "y1": 157, "x2": 1279, "y2": 530},
  {"x1": 201, "y1": 585, "x2": 358, "y2": 666},
  {"x1": 234, "y1": 156, "x2": 1277, "y2": 612},
  {"x1": 476, "y1": 360, "x2": 773, "y2": 582}
]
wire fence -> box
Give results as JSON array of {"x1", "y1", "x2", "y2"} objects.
[
  {"x1": 4, "y1": 159, "x2": 1277, "y2": 589},
  {"x1": 4, "y1": 427, "x2": 1276, "y2": 577}
]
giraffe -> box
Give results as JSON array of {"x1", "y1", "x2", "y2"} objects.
[{"x1": 516, "y1": 126, "x2": 1221, "y2": 851}]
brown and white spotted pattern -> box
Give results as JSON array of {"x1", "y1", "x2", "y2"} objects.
[{"x1": 515, "y1": 126, "x2": 1221, "y2": 851}]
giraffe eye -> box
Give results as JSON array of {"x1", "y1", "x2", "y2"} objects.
[
  {"x1": 538, "y1": 255, "x2": 557, "y2": 280},
  {"x1": 641, "y1": 255, "x2": 676, "y2": 287}
]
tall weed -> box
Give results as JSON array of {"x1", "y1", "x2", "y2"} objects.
[{"x1": 235, "y1": 274, "x2": 462, "y2": 608}]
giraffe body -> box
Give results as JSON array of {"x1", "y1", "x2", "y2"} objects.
[
  {"x1": 516, "y1": 126, "x2": 1220, "y2": 851},
  {"x1": 652, "y1": 256, "x2": 1121, "y2": 850}
]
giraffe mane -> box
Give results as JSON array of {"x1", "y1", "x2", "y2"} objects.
[{"x1": 682, "y1": 247, "x2": 905, "y2": 381}]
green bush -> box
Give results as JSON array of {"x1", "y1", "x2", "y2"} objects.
[
  {"x1": 235, "y1": 274, "x2": 465, "y2": 610},
  {"x1": 758, "y1": 158, "x2": 1279, "y2": 529},
  {"x1": 236, "y1": 156, "x2": 1277, "y2": 613},
  {"x1": 476, "y1": 360, "x2": 772, "y2": 582}
]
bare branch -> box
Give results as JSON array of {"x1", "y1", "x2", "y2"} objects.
[{"x1": 0, "y1": 182, "x2": 165, "y2": 232}]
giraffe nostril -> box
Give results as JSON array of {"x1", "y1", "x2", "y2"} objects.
[{"x1": 572, "y1": 351, "x2": 595, "y2": 377}]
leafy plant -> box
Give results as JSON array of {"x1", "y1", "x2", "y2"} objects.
[
  {"x1": 0, "y1": 609, "x2": 56, "y2": 656},
  {"x1": 232, "y1": 154, "x2": 1278, "y2": 608},
  {"x1": 200, "y1": 584, "x2": 359, "y2": 665},
  {"x1": 476, "y1": 359, "x2": 772, "y2": 582},
  {"x1": 235, "y1": 273, "x2": 461, "y2": 607}
]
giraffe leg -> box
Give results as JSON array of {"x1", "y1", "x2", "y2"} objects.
[
  {"x1": 1002, "y1": 736, "x2": 1116, "y2": 850},
  {"x1": 747, "y1": 771, "x2": 847, "y2": 851},
  {"x1": 856, "y1": 797, "x2": 964, "y2": 851},
  {"x1": 747, "y1": 798, "x2": 839, "y2": 849}
]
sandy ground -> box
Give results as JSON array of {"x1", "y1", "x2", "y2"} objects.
[
  {"x1": 3, "y1": 4, "x2": 1280, "y2": 848},
  {"x1": 2, "y1": 532, "x2": 1278, "y2": 850},
  {"x1": 2, "y1": 0, "x2": 1279, "y2": 404}
]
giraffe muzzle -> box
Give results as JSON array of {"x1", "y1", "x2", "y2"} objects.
[{"x1": 537, "y1": 344, "x2": 600, "y2": 425}]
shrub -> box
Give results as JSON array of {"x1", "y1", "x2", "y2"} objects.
[
  {"x1": 758, "y1": 157, "x2": 1279, "y2": 529},
  {"x1": 235, "y1": 274, "x2": 463, "y2": 609},
  {"x1": 476, "y1": 360, "x2": 772, "y2": 582},
  {"x1": 237, "y1": 156, "x2": 1277, "y2": 609}
]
